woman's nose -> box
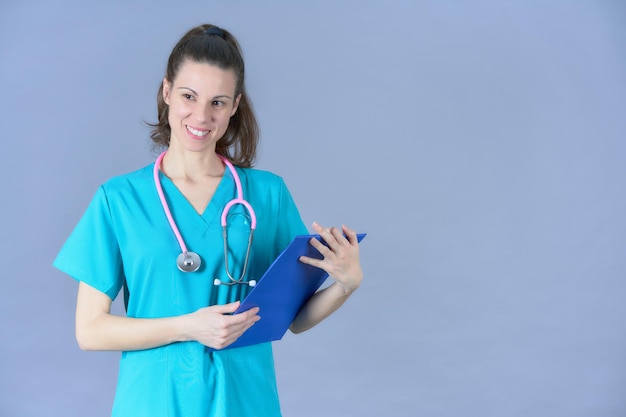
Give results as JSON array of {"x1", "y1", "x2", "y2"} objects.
[{"x1": 194, "y1": 102, "x2": 213, "y2": 122}]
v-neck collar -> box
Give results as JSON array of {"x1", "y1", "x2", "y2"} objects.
[{"x1": 156, "y1": 165, "x2": 236, "y2": 232}]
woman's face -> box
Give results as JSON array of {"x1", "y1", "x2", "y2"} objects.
[{"x1": 163, "y1": 59, "x2": 240, "y2": 154}]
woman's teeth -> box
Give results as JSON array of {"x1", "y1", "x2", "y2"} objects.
[{"x1": 187, "y1": 126, "x2": 209, "y2": 137}]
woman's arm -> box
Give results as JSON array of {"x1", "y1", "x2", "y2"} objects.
[
  {"x1": 290, "y1": 223, "x2": 363, "y2": 334},
  {"x1": 75, "y1": 282, "x2": 260, "y2": 351}
]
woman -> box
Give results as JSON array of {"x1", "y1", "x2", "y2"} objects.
[{"x1": 54, "y1": 24, "x2": 363, "y2": 416}]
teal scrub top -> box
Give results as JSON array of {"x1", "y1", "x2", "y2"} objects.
[{"x1": 54, "y1": 162, "x2": 307, "y2": 417}]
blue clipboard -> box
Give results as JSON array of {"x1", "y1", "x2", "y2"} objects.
[{"x1": 220, "y1": 233, "x2": 366, "y2": 350}]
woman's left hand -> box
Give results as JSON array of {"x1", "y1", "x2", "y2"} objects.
[{"x1": 299, "y1": 222, "x2": 363, "y2": 295}]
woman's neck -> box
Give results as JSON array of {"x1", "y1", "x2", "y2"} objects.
[{"x1": 161, "y1": 147, "x2": 225, "y2": 181}]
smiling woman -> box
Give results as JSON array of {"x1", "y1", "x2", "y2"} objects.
[
  {"x1": 52, "y1": 23, "x2": 364, "y2": 417},
  {"x1": 163, "y1": 62, "x2": 240, "y2": 155},
  {"x1": 149, "y1": 25, "x2": 258, "y2": 167}
]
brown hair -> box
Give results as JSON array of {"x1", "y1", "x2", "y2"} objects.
[{"x1": 149, "y1": 24, "x2": 258, "y2": 167}]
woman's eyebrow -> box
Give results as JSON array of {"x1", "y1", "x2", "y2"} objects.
[
  {"x1": 177, "y1": 87, "x2": 232, "y2": 100},
  {"x1": 177, "y1": 86, "x2": 198, "y2": 95}
]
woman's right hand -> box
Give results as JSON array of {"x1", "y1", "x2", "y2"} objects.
[
  {"x1": 75, "y1": 282, "x2": 259, "y2": 352},
  {"x1": 182, "y1": 302, "x2": 260, "y2": 350}
]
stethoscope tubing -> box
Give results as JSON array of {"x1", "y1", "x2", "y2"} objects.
[
  {"x1": 154, "y1": 151, "x2": 189, "y2": 254},
  {"x1": 219, "y1": 156, "x2": 257, "y2": 229},
  {"x1": 153, "y1": 151, "x2": 257, "y2": 286}
]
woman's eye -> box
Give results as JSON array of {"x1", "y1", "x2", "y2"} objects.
[
  {"x1": 213, "y1": 100, "x2": 224, "y2": 107},
  {"x1": 183, "y1": 94, "x2": 194, "y2": 100}
]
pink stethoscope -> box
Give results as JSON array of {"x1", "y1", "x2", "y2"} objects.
[{"x1": 153, "y1": 151, "x2": 257, "y2": 287}]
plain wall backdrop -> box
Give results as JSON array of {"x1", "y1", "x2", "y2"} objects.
[{"x1": 1, "y1": 1, "x2": 625, "y2": 416}]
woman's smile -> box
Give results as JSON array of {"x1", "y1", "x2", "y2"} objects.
[{"x1": 186, "y1": 125, "x2": 211, "y2": 140}]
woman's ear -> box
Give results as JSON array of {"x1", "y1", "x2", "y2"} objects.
[
  {"x1": 162, "y1": 78, "x2": 171, "y2": 105},
  {"x1": 231, "y1": 93, "x2": 242, "y2": 116}
]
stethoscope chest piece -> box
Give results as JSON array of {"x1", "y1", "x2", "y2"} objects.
[{"x1": 176, "y1": 251, "x2": 201, "y2": 272}]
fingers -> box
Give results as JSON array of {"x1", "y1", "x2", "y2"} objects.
[
  {"x1": 208, "y1": 301, "x2": 241, "y2": 314},
  {"x1": 207, "y1": 301, "x2": 260, "y2": 318},
  {"x1": 216, "y1": 312, "x2": 260, "y2": 349},
  {"x1": 312, "y1": 222, "x2": 345, "y2": 247},
  {"x1": 310, "y1": 222, "x2": 360, "y2": 253},
  {"x1": 192, "y1": 303, "x2": 261, "y2": 350},
  {"x1": 226, "y1": 307, "x2": 261, "y2": 342},
  {"x1": 311, "y1": 222, "x2": 335, "y2": 246},
  {"x1": 342, "y1": 224, "x2": 358, "y2": 245},
  {"x1": 221, "y1": 304, "x2": 260, "y2": 326},
  {"x1": 300, "y1": 222, "x2": 355, "y2": 268},
  {"x1": 299, "y1": 222, "x2": 338, "y2": 268},
  {"x1": 299, "y1": 254, "x2": 323, "y2": 268},
  {"x1": 300, "y1": 222, "x2": 363, "y2": 293}
]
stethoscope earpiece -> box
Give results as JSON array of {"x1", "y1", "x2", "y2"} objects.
[
  {"x1": 154, "y1": 151, "x2": 257, "y2": 287},
  {"x1": 213, "y1": 278, "x2": 256, "y2": 287}
]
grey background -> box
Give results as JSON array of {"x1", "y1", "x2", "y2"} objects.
[{"x1": 1, "y1": 1, "x2": 625, "y2": 416}]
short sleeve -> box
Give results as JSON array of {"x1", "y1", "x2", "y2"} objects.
[
  {"x1": 273, "y1": 178, "x2": 308, "y2": 254},
  {"x1": 53, "y1": 186, "x2": 124, "y2": 300}
]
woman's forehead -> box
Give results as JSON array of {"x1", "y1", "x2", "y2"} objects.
[{"x1": 172, "y1": 60, "x2": 237, "y2": 93}]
